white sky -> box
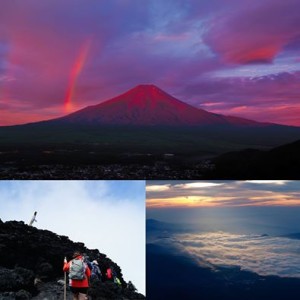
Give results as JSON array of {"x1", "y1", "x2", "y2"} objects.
[{"x1": 0, "y1": 180, "x2": 145, "y2": 294}]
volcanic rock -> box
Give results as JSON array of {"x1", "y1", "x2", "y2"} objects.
[{"x1": 0, "y1": 220, "x2": 144, "y2": 299}]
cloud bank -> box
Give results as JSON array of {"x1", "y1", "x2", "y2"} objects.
[
  {"x1": 146, "y1": 180, "x2": 300, "y2": 208},
  {"x1": 175, "y1": 232, "x2": 300, "y2": 279}
]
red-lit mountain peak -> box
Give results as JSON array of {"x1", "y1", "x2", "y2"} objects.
[
  {"x1": 102, "y1": 84, "x2": 182, "y2": 110},
  {"x1": 59, "y1": 84, "x2": 261, "y2": 126}
]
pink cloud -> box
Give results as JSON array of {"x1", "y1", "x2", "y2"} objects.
[
  {"x1": 204, "y1": 0, "x2": 300, "y2": 64},
  {"x1": 183, "y1": 72, "x2": 300, "y2": 126},
  {"x1": 0, "y1": 0, "x2": 300, "y2": 127},
  {"x1": 211, "y1": 103, "x2": 300, "y2": 127}
]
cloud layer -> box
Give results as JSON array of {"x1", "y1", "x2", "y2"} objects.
[
  {"x1": 175, "y1": 232, "x2": 300, "y2": 279},
  {"x1": 146, "y1": 180, "x2": 300, "y2": 208}
]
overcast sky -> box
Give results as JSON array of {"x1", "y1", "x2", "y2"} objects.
[
  {"x1": 1, "y1": 0, "x2": 300, "y2": 126},
  {"x1": 0, "y1": 180, "x2": 145, "y2": 294}
]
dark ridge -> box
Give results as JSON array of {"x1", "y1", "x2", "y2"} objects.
[{"x1": 208, "y1": 139, "x2": 300, "y2": 179}]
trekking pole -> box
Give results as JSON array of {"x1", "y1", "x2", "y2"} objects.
[{"x1": 64, "y1": 257, "x2": 67, "y2": 300}]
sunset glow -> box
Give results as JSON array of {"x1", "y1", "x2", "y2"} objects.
[
  {"x1": 1, "y1": 0, "x2": 300, "y2": 126},
  {"x1": 146, "y1": 181, "x2": 300, "y2": 208},
  {"x1": 147, "y1": 196, "x2": 236, "y2": 208}
]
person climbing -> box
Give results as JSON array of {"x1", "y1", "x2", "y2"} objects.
[
  {"x1": 106, "y1": 266, "x2": 114, "y2": 281},
  {"x1": 91, "y1": 260, "x2": 102, "y2": 281},
  {"x1": 106, "y1": 266, "x2": 121, "y2": 285},
  {"x1": 127, "y1": 281, "x2": 137, "y2": 292},
  {"x1": 28, "y1": 211, "x2": 37, "y2": 226},
  {"x1": 63, "y1": 251, "x2": 91, "y2": 300},
  {"x1": 83, "y1": 254, "x2": 93, "y2": 272},
  {"x1": 114, "y1": 276, "x2": 122, "y2": 286}
]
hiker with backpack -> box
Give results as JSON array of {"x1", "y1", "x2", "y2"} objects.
[
  {"x1": 106, "y1": 266, "x2": 121, "y2": 286},
  {"x1": 106, "y1": 266, "x2": 114, "y2": 281},
  {"x1": 63, "y1": 251, "x2": 91, "y2": 300},
  {"x1": 127, "y1": 281, "x2": 137, "y2": 292},
  {"x1": 83, "y1": 254, "x2": 93, "y2": 272},
  {"x1": 91, "y1": 260, "x2": 102, "y2": 281}
]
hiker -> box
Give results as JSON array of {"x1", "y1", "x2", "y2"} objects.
[
  {"x1": 91, "y1": 260, "x2": 102, "y2": 281},
  {"x1": 63, "y1": 251, "x2": 91, "y2": 300},
  {"x1": 127, "y1": 281, "x2": 137, "y2": 292},
  {"x1": 29, "y1": 211, "x2": 37, "y2": 226},
  {"x1": 106, "y1": 266, "x2": 114, "y2": 281},
  {"x1": 83, "y1": 254, "x2": 93, "y2": 271},
  {"x1": 114, "y1": 276, "x2": 122, "y2": 286},
  {"x1": 106, "y1": 266, "x2": 121, "y2": 285}
]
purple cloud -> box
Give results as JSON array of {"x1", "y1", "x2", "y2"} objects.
[{"x1": 0, "y1": 0, "x2": 300, "y2": 126}]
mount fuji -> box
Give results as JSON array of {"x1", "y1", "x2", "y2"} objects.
[
  {"x1": 0, "y1": 84, "x2": 300, "y2": 179},
  {"x1": 56, "y1": 84, "x2": 263, "y2": 127}
]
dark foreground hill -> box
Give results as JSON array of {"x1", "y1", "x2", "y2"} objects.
[
  {"x1": 0, "y1": 125, "x2": 299, "y2": 179},
  {"x1": 208, "y1": 139, "x2": 300, "y2": 179},
  {"x1": 0, "y1": 220, "x2": 145, "y2": 300}
]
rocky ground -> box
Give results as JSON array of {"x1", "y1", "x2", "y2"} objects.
[{"x1": 0, "y1": 220, "x2": 145, "y2": 299}]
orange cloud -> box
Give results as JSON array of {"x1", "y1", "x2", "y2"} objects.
[{"x1": 146, "y1": 196, "x2": 237, "y2": 208}]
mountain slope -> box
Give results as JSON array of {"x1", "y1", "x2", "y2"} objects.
[
  {"x1": 0, "y1": 220, "x2": 144, "y2": 300},
  {"x1": 57, "y1": 84, "x2": 263, "y2": 126}
]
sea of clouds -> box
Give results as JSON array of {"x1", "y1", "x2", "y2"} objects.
[{"x1": 169, "y1": 232, "x2": 300, "y2": 278}]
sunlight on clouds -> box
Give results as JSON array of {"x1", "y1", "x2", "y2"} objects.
[
  {"x1": 146, "y1": 185, "x2": 170, "y2": 192},
  {"x1": 249, "y1": 194, "x2": 300, "y2": 206},
  {"x1": 147, "y1": 196, "x2": 211, "y2": 208},
  {"x1": 147, "y1": 193, "x2": 300, "y2": 208},
  {"x1": 147, "y1": 196, "x2": 237, "y2": 208},
  {"x1": 246, "y1": 180, "x2": 289, "y2": 185},
  {"x1": 174, "y1": 182, "x2": 224, "y2": 189},
  {"x1": 146, "y1": 181, "x2": 300, "y2": 208}
]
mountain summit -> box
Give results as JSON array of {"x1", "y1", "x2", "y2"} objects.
[{"x1": 59, "y1": 84, "x2": 261, "y2": 126}]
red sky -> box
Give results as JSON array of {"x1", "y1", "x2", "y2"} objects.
[{"x1": 1, "y1": 0, "x2": 300, "y2": 126}]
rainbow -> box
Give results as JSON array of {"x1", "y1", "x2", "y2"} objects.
[{"x1": 64, "y1": 38, "x2": 91, "y2": 112}]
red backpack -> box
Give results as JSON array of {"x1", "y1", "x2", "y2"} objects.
[{"x1": 106, "y1": 268, "x2": 112, "y2": 279}]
